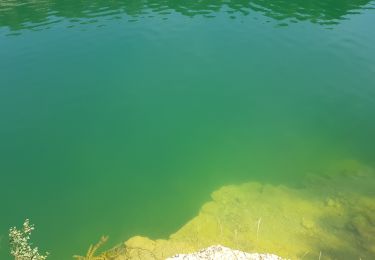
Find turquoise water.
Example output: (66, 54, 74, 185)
(1, 0, 375, 259)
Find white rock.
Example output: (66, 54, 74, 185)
(167, 245, 284, 260)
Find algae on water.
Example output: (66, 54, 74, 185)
(87, 160, 375, 260)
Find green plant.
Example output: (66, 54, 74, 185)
(73, 236, 109, 260)
(9, 219, 49, 260)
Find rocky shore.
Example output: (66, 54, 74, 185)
(167, 245, 283, 260)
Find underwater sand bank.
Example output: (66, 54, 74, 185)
(83, 160, 375, 260)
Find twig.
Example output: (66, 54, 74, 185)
(300, 251, 309, 259)
(256, 217, 262, 241)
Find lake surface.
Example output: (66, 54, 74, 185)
(0, 0, 375, 259)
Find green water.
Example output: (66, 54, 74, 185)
(0, 0, 375, 259)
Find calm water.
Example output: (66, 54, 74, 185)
(1, 0, 375, 259)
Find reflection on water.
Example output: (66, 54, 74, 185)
(0, 0, 374, 32)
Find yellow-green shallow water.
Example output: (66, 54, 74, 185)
(106, 160, 375, 260)
(0, 0, 375, 259)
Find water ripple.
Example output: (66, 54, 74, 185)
(0, 0, 373, 32)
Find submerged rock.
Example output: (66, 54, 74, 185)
(301, 217, 315, 230)
(102, 160, 375, 260)
(167, 245, 283, 260)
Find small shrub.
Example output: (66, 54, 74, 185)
(9, 219, 49, 260)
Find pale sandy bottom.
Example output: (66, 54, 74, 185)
(167, 245, 283, 260)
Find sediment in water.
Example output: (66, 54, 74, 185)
(93, 160, 375, 260)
